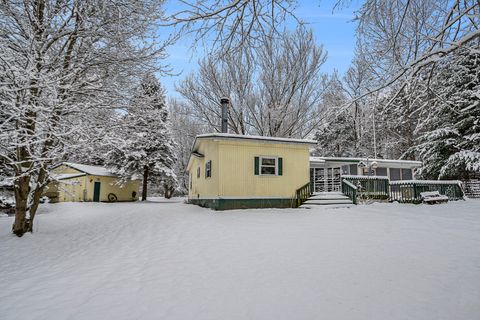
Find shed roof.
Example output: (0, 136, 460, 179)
(51, 173, 87, 180)
(55, 162, 118, 177)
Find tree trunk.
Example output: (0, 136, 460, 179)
(142, 166, 148, 201)
(26, 168, 48, 232)
(12, 176, 30, 237)
(164, 183, 175, 199)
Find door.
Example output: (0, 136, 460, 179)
(331, 167, 341, 192)
(310, 167, 341, 192)
(310, 168, 326, 193)
(93, 182, 101, 202)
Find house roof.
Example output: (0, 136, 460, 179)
(195, 133, 317, 145)
(310, 157, 422, 167)
(55, 162, 117, 177)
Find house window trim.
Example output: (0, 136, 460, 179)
(259, 156, 279, 176)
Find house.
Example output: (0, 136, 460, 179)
(44, 162, 140, 203)
(186, 133, 427, 210)
(186, 133, 425, 209)
(187, 133, 316, 210)
(186, 99, 465, 209)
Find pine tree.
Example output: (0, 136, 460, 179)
(415, 48, 480, 179)
(314, 76, 356, 157)
(106, 74, 176, 200)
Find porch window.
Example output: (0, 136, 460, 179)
(362, 167, 375, 176)
(376, 167, 388, 176)
(401, 168, 413, 180)
(341, 165, 349, 175)
(390, 168, 401, 180)
(349, 164, 358, 175)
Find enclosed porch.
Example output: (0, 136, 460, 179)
(308, 157, 422, 194)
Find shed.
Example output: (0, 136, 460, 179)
(44, 162, 140, 203)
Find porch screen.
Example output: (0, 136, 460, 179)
(349, 164, 358, 175)
(376, 167, 387, 177)
(390, 168, 401, 180)
(401, 168, 413, 180)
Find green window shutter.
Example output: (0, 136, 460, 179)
(278, 157, 283, 176)
(254, 157, 259, 175)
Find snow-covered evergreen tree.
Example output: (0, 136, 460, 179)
(415, 49, 480, 179)
(314, 74, 375, 158)
(106, 74, 176, 200)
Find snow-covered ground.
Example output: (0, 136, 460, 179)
(1, 199, 479, 320)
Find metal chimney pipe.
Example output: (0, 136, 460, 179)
(220, 97, 229, 133)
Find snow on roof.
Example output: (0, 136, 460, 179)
(51, 173, 87, 180)
(196, 133, 317, 145)
(309, 157, 326, 163)
(390, 180, 461, 185)
(61, 162, 117, 177)
(310, 157, 422, 166)
(342, 175, 389, 180)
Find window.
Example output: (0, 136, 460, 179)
(205, 160, 212, 178)
(376, 167, 388, 176)
(254, 156, 282, 176)
(401, 168, 413, 180)
(349, 164, 358, 175)
(341, 165, 349, 175)
(390, 168, 401, 181)
(260, 157, 277, 175)
(197, 167, 200, 178)
(189, 174, 192, 190)
(362, 167, 375, 176)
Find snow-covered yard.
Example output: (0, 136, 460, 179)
(1, 199, 479, 320)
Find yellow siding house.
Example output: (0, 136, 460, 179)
(44, 162, 140, 203)
(187, 133, 316, 210)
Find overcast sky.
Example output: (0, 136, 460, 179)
(162, 0, 362, 98)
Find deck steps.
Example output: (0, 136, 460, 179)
(300, 203, 352, 209)
(299, 192, 353, 208)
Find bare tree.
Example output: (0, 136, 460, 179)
(165, 0, 300, 54)
(0, 0, 171, 236)
(353, 0, 480, 100)
(177, 26, 327, 138)
(169, 98, 209, 194)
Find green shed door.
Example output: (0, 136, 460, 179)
(93, 182, 101, 202)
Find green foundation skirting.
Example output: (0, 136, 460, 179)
(189, 198, 293, 210)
